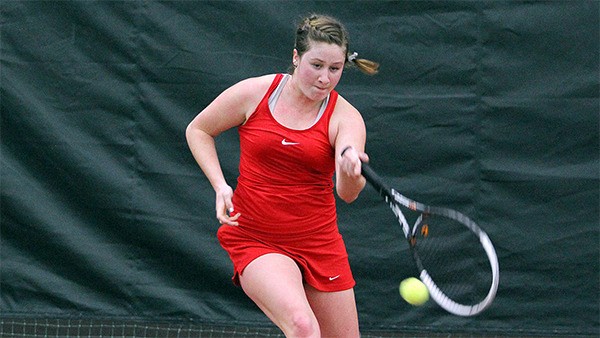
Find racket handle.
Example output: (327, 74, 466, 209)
(360, 162, 378, 184)
(361, 161, 391, 196)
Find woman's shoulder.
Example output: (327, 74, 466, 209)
(234, 74, 279, 96)
(218, 74, 279, 107)
(222, 74, 281, 121)
(332, 93, 361, 118)
(329, 93, 365, 131)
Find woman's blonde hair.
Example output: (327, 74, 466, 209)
(291, 14, 379, 75)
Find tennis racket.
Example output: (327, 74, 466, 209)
(361, 162, 500, 316)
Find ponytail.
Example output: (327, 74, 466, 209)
(347, 51, 379, 75)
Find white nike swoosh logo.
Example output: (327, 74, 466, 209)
(329, 275, 340, 281)
(281, 139, 299, 146)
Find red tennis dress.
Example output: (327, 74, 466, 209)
(217, 74, 355, 292)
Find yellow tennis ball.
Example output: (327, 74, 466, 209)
(399, 277, 429, 306)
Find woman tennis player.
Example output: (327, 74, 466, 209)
(186, 14, 378, 337)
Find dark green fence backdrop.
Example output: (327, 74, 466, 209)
(1, 1, 598, 336)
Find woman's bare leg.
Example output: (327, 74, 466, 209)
(305, 284, 360, 337)
(239, 253, 321, 338)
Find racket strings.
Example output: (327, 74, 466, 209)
(413, 213, 493, 307)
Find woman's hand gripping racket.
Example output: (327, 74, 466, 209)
(361, 162, 500, 316)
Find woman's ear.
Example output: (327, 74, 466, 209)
(292, 49, 299, 67)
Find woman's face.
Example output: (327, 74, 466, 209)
(293, 41, 346, 101)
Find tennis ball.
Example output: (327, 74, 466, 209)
(399, 277, 429, 306)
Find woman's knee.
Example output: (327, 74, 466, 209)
(285, 310, 320, 338)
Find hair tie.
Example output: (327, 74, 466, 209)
(348, 52, 358, 62)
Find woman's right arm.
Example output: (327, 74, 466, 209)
(185, 75, 273, 225)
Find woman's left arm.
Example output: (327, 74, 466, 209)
(331, 97, 369, 203)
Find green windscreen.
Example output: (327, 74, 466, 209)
(1, 1, 598, 336)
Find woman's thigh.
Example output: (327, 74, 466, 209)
(239, 253, 320, 336)
(305, 284, 360, 338)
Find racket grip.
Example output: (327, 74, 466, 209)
(360, 162, 376, 182)
(361, 162, 383, 190)
(361, 161, 396, 200)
